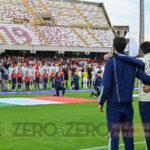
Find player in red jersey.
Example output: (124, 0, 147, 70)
(25, 72, 30, 90)
(35, 68, 40, 90)
(17, 69, 23, 91)
(43, 69, 48, 90)
(50, 69, 55, 89)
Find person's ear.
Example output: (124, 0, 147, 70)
(140, 50, 144, 57)
(113, 47, 116, 52)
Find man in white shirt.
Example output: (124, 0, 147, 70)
(8, 64, 14, 90)
(138, 42, 150, 150)
(28, 64, 35, 90)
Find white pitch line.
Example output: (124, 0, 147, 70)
(78, 141, 145, 150)
(133, 94, 138, 97)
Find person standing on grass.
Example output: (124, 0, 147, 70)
(87, 64, 92, 88)
(25, 72, 30, 90)
(91, 68, 96, 87)
(138, 42, 150, 150)
(51, 69, 55, 89)
(99, 37, 150, 150)
(63, 64, 69, 88)
(71, 64, 76, 87)
(0, 62, 2, 91)
(11, 70, 17, 91)
(82, 68, 88, 89)
(17, 68, 23, 91)
(8, 64, 14, 91)
(28, 64, 35, 90)
(73, 71, 79, 90)
(105, 41, 150, 150)
(43, 69, 48, 90)
(35, 68, 40, 90)
(39, 63, 43, 89)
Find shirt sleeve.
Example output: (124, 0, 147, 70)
(136, 67, 150, 85)
(114, 53, 145, 70)
(99, 59, 113, 105)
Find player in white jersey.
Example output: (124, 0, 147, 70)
(21, 63, 28, 81)
(43, 62, 49, 88)
(8, 64, 14, 90)
(49, 63, 55, 75)
(138, 42, 150, 150)
(55, 63, 60, 73)
(48, 63, 54, 87)
(27, 64, 35, 90)
(43, 63, 49, 74)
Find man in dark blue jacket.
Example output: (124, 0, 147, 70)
(53, 72, 65, 96)
(73, 71, 79, 90)
(91, 70, 102, 97)
(99, 37, 150, 150)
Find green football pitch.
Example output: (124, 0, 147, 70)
(0, 91, 146, 150)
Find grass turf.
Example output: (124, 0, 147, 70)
(0, 91, 145, 150)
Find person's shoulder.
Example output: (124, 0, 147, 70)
(105, 58, 114, 66)
(106, 58, 114, 62)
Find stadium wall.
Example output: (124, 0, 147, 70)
(0, 45, 111, 54)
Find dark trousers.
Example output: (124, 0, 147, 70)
(106, 103, 134, 150)
(26, 81, 30, 90)
(55, 86, 65, 96)
(93, 87, 101, 96)
(139, 101, 150, 150)
(74, 83, 79, 90)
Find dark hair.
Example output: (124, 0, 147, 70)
(97, 70, 102, 74)
(140, 41, 150, 54)
(113, 37, 127, 52)
(55, 72, 59, 78)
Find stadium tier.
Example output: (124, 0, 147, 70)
(0, 24, 114, 47)
(0, 0, 117, 53)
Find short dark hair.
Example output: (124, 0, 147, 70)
(97, 70, 102, 74)
(140, 41, 150, 54)
(113, 37, 127, 52)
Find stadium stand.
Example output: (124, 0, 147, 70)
(0, 0, 117, 53)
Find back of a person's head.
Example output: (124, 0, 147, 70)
(140, 41, 150, 54)
(113, 37, 127, 52)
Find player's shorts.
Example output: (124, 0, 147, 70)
(43, 78, 48, 83)
(64, 76, 68, 80)
(3, 75, 8, 81)
(83, 78, 88, 83)
(12, 78, 16, 84)
(35, 77, 40, 84)
(26, 81, 30, 86)
(18, 77, 23, 84)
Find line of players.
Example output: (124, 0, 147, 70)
(4, 62, 103, 95)
(9, 63, 66, 91)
